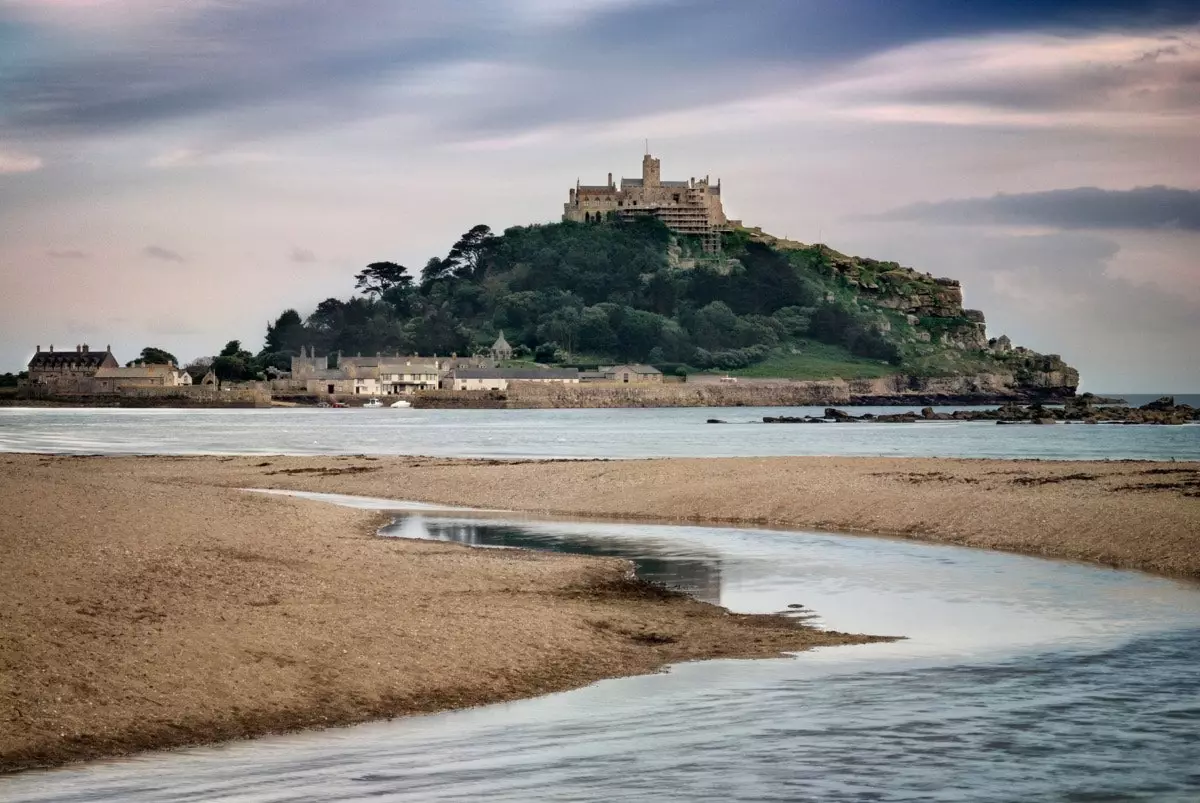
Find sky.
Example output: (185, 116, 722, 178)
(1, 0, 1198, 391)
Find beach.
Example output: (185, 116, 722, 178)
(2, 453, 1197, 772)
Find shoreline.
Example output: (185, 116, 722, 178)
(3, 453, 1197, 773)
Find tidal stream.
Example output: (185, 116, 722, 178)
(6, 500, 1200, 802)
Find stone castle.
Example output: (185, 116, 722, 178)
(563, 153, 730, 251)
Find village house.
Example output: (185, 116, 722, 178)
(91, 363, 193, 393)
(291, 347, 473, 396)
(441, 367, 580, 392)
(25, 344, 119, 393)
(597, 364, 663, 383)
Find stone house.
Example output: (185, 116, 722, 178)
(296, 349, 448, 396)
(91, 364, 192, 393)
(598, 364, 663, 383)
(26, 344, 119, 393)
(442, 368, 580, 392)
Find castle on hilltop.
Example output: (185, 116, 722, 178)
(563, 153, 730, 251)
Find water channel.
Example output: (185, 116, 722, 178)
(7, 497, 1199, 802)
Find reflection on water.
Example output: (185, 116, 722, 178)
(399, 518, 725, 604)
(6, 511, 1200, 802)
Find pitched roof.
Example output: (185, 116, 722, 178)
(491, 331, 511, 350)
(341, 356, 442, 371)
(29, 348, 115, 370)
(378, 360, 440, 372)
(605, 364, 662, 375)
(452, 368, 578, 380)
(94, 364, 179, 379)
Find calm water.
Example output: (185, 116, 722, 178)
(1, 405, 1198, 460)
(7, 503, 1199, 802)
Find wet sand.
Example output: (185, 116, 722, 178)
(3, 453, 1197, 772)
(0, 454, 878, 773)
(183, 453, 1199, 576)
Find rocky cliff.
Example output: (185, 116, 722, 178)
(741, 228, 1079, 397)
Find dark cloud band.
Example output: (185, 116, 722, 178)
(872, 186, 1200, 232)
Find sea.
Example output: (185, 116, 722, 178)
(0, 396, 1198, 461)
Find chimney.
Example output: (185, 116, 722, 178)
(607, 172, 613, 187)
(50, 344, 54, 352)
(106, 345, 111, 352)
(36, 345, 41, 353)
(82, 344, 89, 353)
(76, 345, 81, 353)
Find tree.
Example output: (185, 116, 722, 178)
(355, 262, 411, 299)
(127, 346, 178, 366)
(419, 256, 448, 287)
(537, 307, 581, 358)
(306, 298, 346, 338)
(443, 224, 496, 280)
(213, 340, 255, 382)
(691, 301, 740, 350)
(264, 309, 304, 353)
(219, 340, 245, 358)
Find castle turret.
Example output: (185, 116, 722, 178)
(642, 154, 660, 188)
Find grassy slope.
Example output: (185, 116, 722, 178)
(719, 341, 896, 380)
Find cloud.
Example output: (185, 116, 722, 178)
(290, 247, 316, 264)
(46, 248, 88, 259)
(3, 1, 1196, 151)
(0, 148, 42, 174)
(871, 186, 1200, 231)
(147, 147, 276, 168)
(142, 245, 185, 263)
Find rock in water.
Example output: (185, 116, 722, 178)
(1141, 396, 1176, 411)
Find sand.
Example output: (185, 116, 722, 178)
(187, 453, 1199, 576)
(2, 452, 1197, 772)
(0, 454, 878, 773)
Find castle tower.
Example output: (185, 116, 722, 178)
(642, 154, 661, 188)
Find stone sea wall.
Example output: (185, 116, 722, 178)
(416, 373, 1080, 409)
(7, 387, 271, 408)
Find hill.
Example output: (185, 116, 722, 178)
(247, 219, 1078, 396)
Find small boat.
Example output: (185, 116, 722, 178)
(363, 398, 384, 408)
(390, 399, 412, 408)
